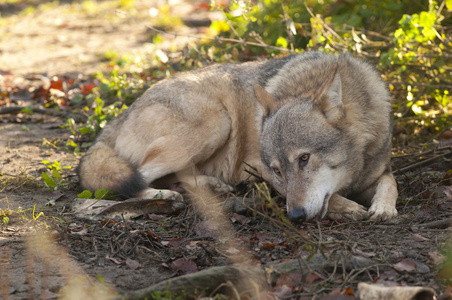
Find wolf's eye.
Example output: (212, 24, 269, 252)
(299, 154, 310, 168)
(272, 167, 282, 177)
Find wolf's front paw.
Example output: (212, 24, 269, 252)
(140, 188, 184, 202)
(205, 177, 234, 195)
(368, 203, 398, 221)
(328, 202, 368, 221)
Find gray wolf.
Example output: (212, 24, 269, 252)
(78, 51, 398, 222)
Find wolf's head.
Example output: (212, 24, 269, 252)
(256, 66, 357, 222)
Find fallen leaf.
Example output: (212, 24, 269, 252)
(106, 256, 123, 265)
(48, 230, 62, 240)
(81, 83, 95, 95)
(343, 287, 355, 296)
(47, 191, 64, 201)
(393, 258, 430, 273)
(196, 2, 211, 10)
(126, 258, 141, 270)
(50, 77, 63, 91)
(230, 213, 249, 225)
(263, 243, 278, 249)
(171, 257, 198, 274)
(167, 238, 188, 248)
(69, 227, 88, 235)
(428, 251, 445, 265)
(306, 272, 322, 284)
(194, 220, 218, 237)
(225, 247, 240, 255)
(40, 289, 57, 299)
(144, 213, 166, 221)
(389, 250, 404, 259)
(273, 284, 293, 298)
(275, 273, 302, 287)
(412, 233, 429, 242)
(353, 248, 376, 258)
(412, 259, 430, 273)
(443, 186, 452, 200)
(185, 241, 201, 251)
(393, 258, 416, 272)
(377, 270, 398, 281)
(146, 231, 161, 242)
(319, 294, 356, 300)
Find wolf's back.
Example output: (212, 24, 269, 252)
(78, 141, 146, 198)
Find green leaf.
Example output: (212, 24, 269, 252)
(153, 191, 163, 199)
(77, 190, 93, 199)
(446, 0, 452, 10)
(52, 168, 62, 179)
(276, 36, 288, 48)
(419, 11, 436, 29)
(66, 139, 78, 148)
(41, 172, 57, 190)
(94, 105, 103, 116)
(94, 189, 112, 199)
(71, 94, 84, 105)
(79, 127, 92, 135)
(46, 199, 56, 206)
(21, 105, 33, 114)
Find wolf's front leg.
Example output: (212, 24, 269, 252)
(139, 188, 184, 202)
(178, 175, 234, 195)
(327, 194, 368, 221)
(368, 173, 398, 221)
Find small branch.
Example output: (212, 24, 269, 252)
(117, 264, 267, 300)
(412, 218, 452, 229)
(393, 150, 452, 175)
(388, 81, 452, 89)
(117, 10, 292, 53)
(0, 105, 66, 117)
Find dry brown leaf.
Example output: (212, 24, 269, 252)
(428, 251, 445, 265)
(126, 258, 142, 270)
(393, 258, 416, 272)
(171, 257, 198, 274)
(412, 233, 429, 242)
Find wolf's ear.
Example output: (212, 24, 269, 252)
(254, 84, 278, 117)
(313, 65, 345, 123)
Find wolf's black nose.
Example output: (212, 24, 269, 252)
(288, 207, 307, 223)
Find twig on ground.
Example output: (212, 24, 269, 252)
(0, 105, 66, 117)
(412, 218, 452, 229)
(393, 150, 452, 175)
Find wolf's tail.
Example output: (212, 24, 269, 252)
(78, 141, 147, 198)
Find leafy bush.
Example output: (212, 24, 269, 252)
(68, 0, 451, 148)
(207, 0, 451, 143)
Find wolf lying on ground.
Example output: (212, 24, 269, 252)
(78, 51, 398, 222)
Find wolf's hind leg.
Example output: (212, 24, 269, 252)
(137, 109, 232, 200)
(368, 173, 398, 221)
(327, 194, 368, 221)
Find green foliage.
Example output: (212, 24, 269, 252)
(77, 189, 114, 200)
(378, 1, 451, 141)
(206, 0, 450, 143)
(64, 0, 450, 148)
(0, 198, 44, 227)
(208, 0, 429, 54)
(41, 160, 71, 191)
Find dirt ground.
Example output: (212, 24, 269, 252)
(1, 1, 452, 300)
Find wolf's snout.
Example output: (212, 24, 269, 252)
(287, 207, 307, 223)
